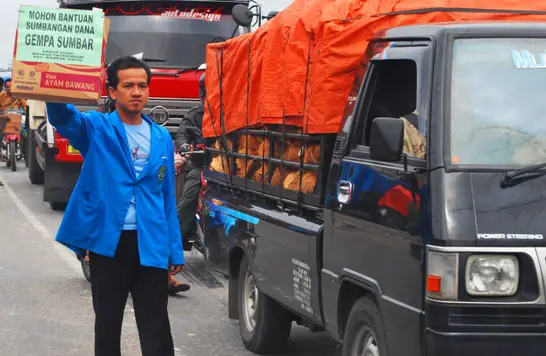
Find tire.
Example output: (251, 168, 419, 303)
(195, 220, 206, 255)
(49, 202, 67, 211)
(342, 297, 388, 356)
(238, 254, 292, 354)
(28, 135, 44, 185)
(81, 259, 91, 283)
(23, 138, 29, 167)
(5, 144, 10, 168)
(9, 140, 16, 172)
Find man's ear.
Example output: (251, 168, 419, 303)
(108, 85, 117, 101)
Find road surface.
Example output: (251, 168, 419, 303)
(0, 165, 340, 356)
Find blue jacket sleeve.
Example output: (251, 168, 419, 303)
(163, 134, 185, 266)
(45, 103, 93, 155)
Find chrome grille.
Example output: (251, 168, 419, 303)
(449, 307, 546, 329)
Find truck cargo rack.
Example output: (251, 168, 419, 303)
(204, 128, 336, 208)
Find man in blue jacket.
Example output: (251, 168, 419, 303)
(46, 56, 184, 356)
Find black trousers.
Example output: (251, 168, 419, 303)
(178, 167, 202, 251)
(90, 231, 175, 356)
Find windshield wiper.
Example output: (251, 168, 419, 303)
(501, 162, 546, 188)
(142, 57, 167, 63)
(178, 66, 199, 73)
(142, 59, 202, 72)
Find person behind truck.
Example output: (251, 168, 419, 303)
(0, 79, 27, 111)
(0, 78, 26, 183)
(45, 56, 184, 356)
(169, 73, 207, 294)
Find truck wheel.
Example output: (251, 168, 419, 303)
(49, 202, 67, 211)
(28, 134, 44, 185)
(9, 140, 17, 172)
(342, 297, 387, 356)
(238, 254, 292, 353)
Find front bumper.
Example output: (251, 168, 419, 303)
(421, 246, 546, 356)
(425, 328, 546, 356)
(425, 300, 546, 356)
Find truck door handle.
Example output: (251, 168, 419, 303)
(338, 181, 354, 204)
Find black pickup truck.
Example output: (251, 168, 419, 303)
(199, 22, 546, 356)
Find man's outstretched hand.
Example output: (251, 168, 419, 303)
(170, 265, 183, 276)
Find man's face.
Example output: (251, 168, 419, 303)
(108, 68, 149, 115)
(6, 81, 12, 95)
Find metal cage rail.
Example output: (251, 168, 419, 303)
(204, 128, 335, 208)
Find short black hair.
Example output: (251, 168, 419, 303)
(106, 56, 152, 89)
(4, 78, 11, 84)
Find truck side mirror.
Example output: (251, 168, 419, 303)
(263, 11, 279, 20)
(232, 5, 254, 27)
(369, 117, 404, 162)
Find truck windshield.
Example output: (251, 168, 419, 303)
(450, 38, 546, 166)
(85, 2, 239, 68)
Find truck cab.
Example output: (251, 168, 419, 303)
(201, 22, 546, 355)
(27, 0, 253, 210)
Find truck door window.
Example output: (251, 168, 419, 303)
(358, 59, 424, 159)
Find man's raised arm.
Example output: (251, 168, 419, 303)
(46, 103, 95, 155)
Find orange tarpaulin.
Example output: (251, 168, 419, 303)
(203, 0, 546, 138)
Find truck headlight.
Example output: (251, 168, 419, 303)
(465, 255, 519, 296)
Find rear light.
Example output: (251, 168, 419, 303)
(52, 129, 83, 162)
(67, 145, 80, 155)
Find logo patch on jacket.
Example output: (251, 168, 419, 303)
(158, 166, 166, 181)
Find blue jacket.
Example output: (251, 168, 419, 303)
(46, 103, 185, 270)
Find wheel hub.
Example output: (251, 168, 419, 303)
(353, 327, 379, 356)
(242, 271, 258, 332)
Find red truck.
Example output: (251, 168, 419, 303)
(26, 0, 254, 210)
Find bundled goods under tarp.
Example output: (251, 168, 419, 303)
(203, 0, 546, 138)
(207, 125, 332, 200)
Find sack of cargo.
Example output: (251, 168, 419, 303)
(11, 6, 109, 105)
(203, 0, 546, 138)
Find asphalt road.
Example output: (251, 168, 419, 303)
(0, 165, 340, 356)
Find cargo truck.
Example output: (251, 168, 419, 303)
(198, 1, 546, 355)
